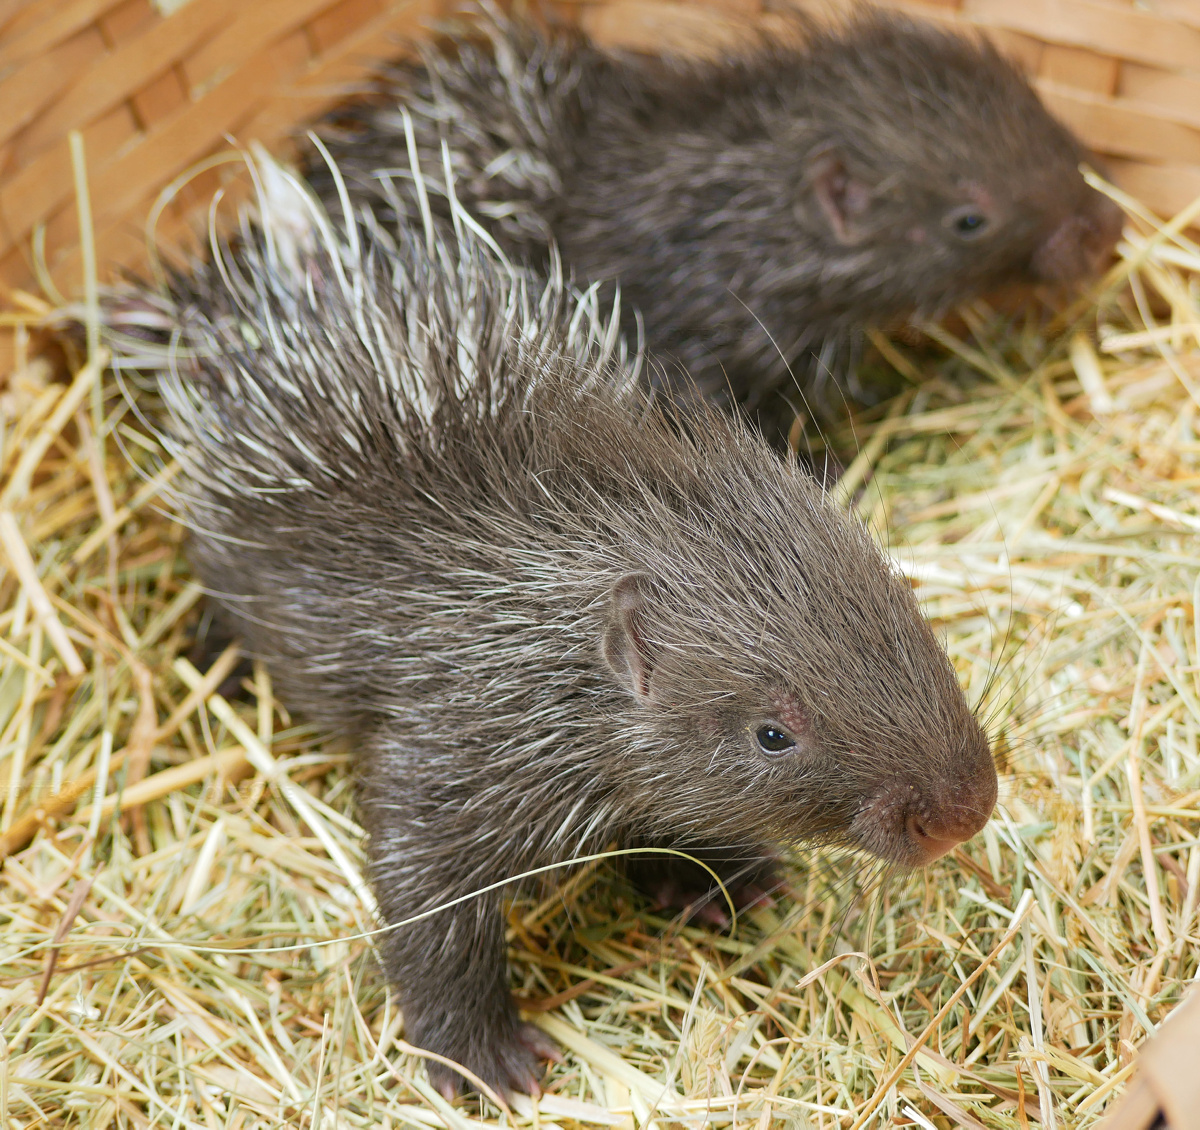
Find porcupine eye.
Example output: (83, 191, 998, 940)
(755, 725, 797, 756)
(945, 205, 990, 240)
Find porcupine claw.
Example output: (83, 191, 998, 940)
(634, 847, 783, 929)
(517, 1023, 564, 1066)
(425, 1022, 562, 1100)
(650, 876, 777, 928)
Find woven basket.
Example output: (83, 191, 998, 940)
(2, 0, 1198, 304)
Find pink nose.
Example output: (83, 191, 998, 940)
(1031, 197, 1123, 283)
(855, 761, 997, 867)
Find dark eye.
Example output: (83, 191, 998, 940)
(946, 206, 990, 239)
(755, 724, 796, 755)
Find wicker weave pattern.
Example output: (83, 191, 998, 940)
(1, 0, 1198, 297)
(0, 0, 447, 296)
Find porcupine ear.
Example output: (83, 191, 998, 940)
(810, 146, 872, 244)
(602, 573, 661, 706)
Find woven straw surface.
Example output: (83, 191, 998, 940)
(0, 0, 448, 299)
(1, 0, 1198, 301)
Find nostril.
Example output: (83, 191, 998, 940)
(904, 808, 969, 862)
(1083, 201, 1122, 260)
(1081, 215, 1113, 255)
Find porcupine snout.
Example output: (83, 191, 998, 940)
(1030, 193, 1123, 284)
(852, 742, 998, 866)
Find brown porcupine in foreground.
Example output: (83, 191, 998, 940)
(113, 161, 997, 1098)
(312, 9, 1122, 442)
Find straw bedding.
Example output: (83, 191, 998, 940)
(0, 180, 1198, 1127)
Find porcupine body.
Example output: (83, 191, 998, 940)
(119, 157, 997, 1096)
(311, 8, 1122, 443)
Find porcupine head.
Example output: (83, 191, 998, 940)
(139, 149, 1000, 1101)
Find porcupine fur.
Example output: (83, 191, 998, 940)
(310, 7, 1122, 444)
(113, 154, 997, 1096)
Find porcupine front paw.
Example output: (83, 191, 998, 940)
(415, 1011, 562, 1099)
(629, 847, 781, 927)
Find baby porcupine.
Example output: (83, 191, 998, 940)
(115, 155, 997, 1097)
(313, 8, 1122, 441)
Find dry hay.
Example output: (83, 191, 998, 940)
(1, 178, 1198, 1129)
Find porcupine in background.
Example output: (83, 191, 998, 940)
(108, 156, 997, 1097)
(311, 8, 1122, 444)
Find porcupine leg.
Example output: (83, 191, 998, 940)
(375, 880, 559, 1097)
(359, 755, 560, 1097)
(626, 842, 782, 927)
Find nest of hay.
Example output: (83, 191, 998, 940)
(1, 173, 1199, 1128)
